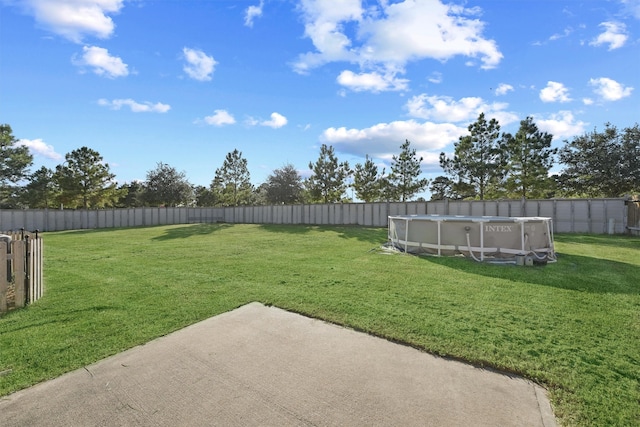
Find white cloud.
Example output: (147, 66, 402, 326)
(405, 94, 519, 126)
(536, 111, 587, 140)
(582, 98, 594, 105)
(182, 47, 216, 81)
(620, 0, 640, 19)
(260, 112, 288, 128)
(293, 0, 502, 92)
(321, 120, 466, 164)
(358, 2, 502, 69)
(427, 72, 443, 84)
(495, 83, 514, 96)
(590, 21, 628, 50)
(336, 70, 408, 92)
(72, 45, 128, 78)
(589, 77, 634, 101)
(204, 110, 236, 126)
(17, 138, 63, 160)
(244, 1, 264, 27)
(549, 26, 573, 41)
(98, 98, 170, 113)
(18, 0, 124, 43)
(539, 81, 572, 103)
(293, 0, 363, 73)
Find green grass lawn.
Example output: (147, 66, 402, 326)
(0, 224, 638, 426)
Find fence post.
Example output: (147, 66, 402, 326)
(0, 241, 7, 313)
(12, 240, 25, 308)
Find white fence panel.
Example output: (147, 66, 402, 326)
(448, 201, 470, 215)
(571, 200, 591, 233)
(0, 198, 628, 234)
(470, 202, 484, 216)
(524, 201, 539, 217)
(426, 201, 446, 215)
(347, 204, 358, 224)
(321, 205, 330, 225)
(484, 202, 498, 216)
(607, 199, 626, 234)
(554, 201, 573, 233)
(539, 201, 554, 219)
(290, 205, 300, 225)
(372, 203, 384, 226)
(590, 200, 606, 233)
(388, 203, 405, 216)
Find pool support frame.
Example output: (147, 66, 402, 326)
(388, 215, 556, 263)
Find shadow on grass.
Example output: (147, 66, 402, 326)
(50, 223, 388, 245)
(257, 224, 387, 245)
(151, 223, 233, 240)
(44, 224, 177, 236)
(555, 233, 640, 249)
(0, 305, 119, 333)
(415, 252, 639, 295)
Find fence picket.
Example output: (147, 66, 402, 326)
(0, 242, 6, 313)
(13, 240, 25, 309)
(627, 200, 640, 235)
(0, 232, 44, 315)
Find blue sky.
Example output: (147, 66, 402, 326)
(1, 0, 639, 199)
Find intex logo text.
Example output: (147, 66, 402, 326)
(484, 225, 513, 232)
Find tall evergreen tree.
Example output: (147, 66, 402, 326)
(439, 113, 503, 200)
(0, 124, 33, 207)
(252, 183, 269, 206)
(306, 144, 351, 203)
(194, 185, 218, 207)
(386, 140, 429, 201)
(212, 149, 253, 206)
(352, 155, 385, 202)
(54, 147, 121, 209)
(116, 181, 146, 208)
(22, 166, 58, 208)
(501, 117, 557, 199)
(429, 176, 453, 201)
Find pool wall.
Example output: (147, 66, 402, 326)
(388, 215, 555, 262)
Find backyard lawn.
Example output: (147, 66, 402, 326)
(0, 224, 638, 426)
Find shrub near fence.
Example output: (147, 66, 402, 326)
(0, 231, 43, 315)
(0, 198, 631, 234)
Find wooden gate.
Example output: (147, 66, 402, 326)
(627, 199, 640, 235)
(0, 230, 43, 315)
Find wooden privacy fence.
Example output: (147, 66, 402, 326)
(0, 230, 44, 315)
(627, 199, 640, 235)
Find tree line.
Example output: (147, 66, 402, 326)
(1, 116, 638, 209)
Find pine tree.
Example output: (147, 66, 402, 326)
(54, 147, 121, 209)
(306, 144, 350, 203)
(386, 140, 428, 201)
(22, 166, 58, 208)
(352, 155, 385, 202)
(212, 149, 253, 206)
(439, 113, 503, 200)
(0, 124, 33, 207)
(502, 117, 556, 199)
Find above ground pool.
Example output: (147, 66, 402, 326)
(388, 215, 556, 263)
